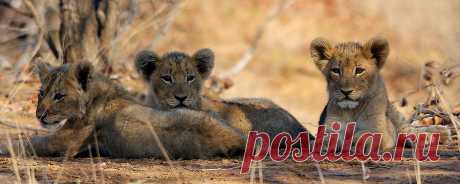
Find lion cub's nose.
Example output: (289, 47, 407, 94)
(340, 89, 353, 96)
(175, 95, 187, 102)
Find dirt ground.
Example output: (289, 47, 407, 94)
(0, 144, 459, 183)
(0, 70, 459, 184)
(1, 0, 460, 183)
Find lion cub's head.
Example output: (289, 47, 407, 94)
(310, 37, 390, 109)
(35, 61, 94, 130)
(135, 49, 214, 110)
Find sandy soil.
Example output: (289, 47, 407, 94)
(0, 148, 458, 183)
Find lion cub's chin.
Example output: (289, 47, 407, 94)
(337, 100, 360, 109)
(42, 119, 68, 132)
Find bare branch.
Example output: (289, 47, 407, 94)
(146, 0, 184, 50)
(59, 0, 98, 64)
(97, 0, 120, 74)
(0, 1, 32, 17)
(21, 0, 45, 62)
(219, 0, 296, 78)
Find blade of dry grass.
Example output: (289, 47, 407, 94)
(314, 162, 326, 184)
(433, 85, 460, 151)
(361, 161, 369, 183)
(7, 0, 46, 102)
(93, 133, 105, 184)
(88, 144, 98, 184)
(6, 132, 22, 183)
(406, 168, 413, 184)
(250, 162, 255, 184)
(0, 118, 50, 133)
(258, 160, 264, 184)
(144, 120, 186, 183)
(414, 159, 422, 184)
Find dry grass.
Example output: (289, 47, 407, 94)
(0, 0, 459, 183)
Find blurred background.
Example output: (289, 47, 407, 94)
(0, 0, 459, 132)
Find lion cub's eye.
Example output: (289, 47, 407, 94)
(160, 75, 173, 84)
(53, 93, 66, 101)
(186, 75, 195, 82)
(355, 67, 365, 75)
(331, 68, 341, 75)
(38, 90, 45, 98)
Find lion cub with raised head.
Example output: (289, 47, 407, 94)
(1, 61, 244, 159)
(310, 36, 450, 150)
(135, 49, 311, 139)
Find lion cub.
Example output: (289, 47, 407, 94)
(134, 49, 312, 140)
(310, 36, 450, 150)
(1, 61, 243, 159)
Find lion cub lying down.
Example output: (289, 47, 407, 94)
(134, 49, 312, 140)
(310, 36, 450, 150)
(1, 62, 243, 159)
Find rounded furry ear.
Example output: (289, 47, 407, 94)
(193, 48, 214, 79)
(135, 50, 160, 80)
(364, 36, 389, 68)
(74, 61, 94, 91)
(34, 61, 52, 82)
(310, 37, 333, 71)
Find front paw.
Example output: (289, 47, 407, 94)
(421, 125, 452, 144)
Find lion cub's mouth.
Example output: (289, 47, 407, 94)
(173, 103, 188, 108)
(337, 100, 359, 109)
(41, 118, 68, 131)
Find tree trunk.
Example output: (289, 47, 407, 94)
(54, 0, 119, 74)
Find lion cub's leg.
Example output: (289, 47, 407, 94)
(164, 109, 246, 157)
(0, 123, 95, 158)
(112, 106, 245, 158)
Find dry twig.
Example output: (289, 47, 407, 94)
(219, 0, 296, 78)
(146, 0, 184, 50)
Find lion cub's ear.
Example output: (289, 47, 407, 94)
(135, 50, 160, 80)
(193, 48, 214, 79)
(310, 37, 333, 72)
(34, 61, 52, 83)
(74, 61, 94, 91)
(363, 36, 389, 69)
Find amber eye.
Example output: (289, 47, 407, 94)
(355, 67, 365, 75)
(160, 75, 173, 84)
(331, 68, 341, 75)
(53, 93, 66, 101)
(186, 75, 195, 82)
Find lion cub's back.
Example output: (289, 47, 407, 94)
(218, 97, 308, 138)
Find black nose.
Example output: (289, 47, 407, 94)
(175, 95, 187, 102)
(340, 89, 353, 96)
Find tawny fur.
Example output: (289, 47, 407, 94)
(312, 37, 450, 150)
(135, 49, 311, 140)
(1, 62, 244, 159)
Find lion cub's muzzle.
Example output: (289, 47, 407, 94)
(335, 89, 361, 109)
(167, 95, 194, 109)
(38, 111, 68, 131)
